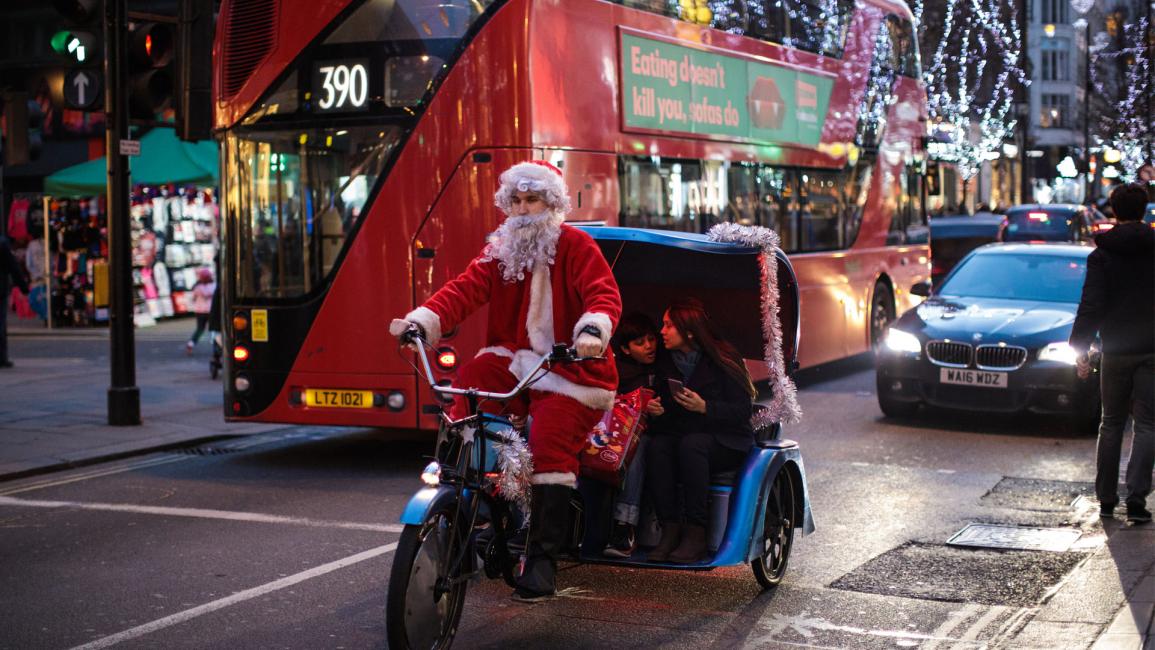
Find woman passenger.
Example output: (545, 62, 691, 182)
(646, 298, 757, 564)
(603, 313, 671, 558)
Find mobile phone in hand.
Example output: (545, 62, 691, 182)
(667, 378, 684, 395)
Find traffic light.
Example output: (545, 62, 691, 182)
(128, 21, 175, 118)
(2, 93, 44, 166)
(51, 0, 102, 64)
(176, 0, 214, 141)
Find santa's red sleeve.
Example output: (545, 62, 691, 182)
(568, 230, 621, 350)
(403, 255, 494, 345)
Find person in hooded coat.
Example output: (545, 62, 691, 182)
(1070, 181, 1155, 525)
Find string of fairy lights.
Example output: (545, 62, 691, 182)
(915, 0, 1026, 181)
(1089, 11, 1152, 180)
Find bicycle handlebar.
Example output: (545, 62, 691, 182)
(401, 325, 591, 402)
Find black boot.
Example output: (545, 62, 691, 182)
(647, 521, 681, 563)
(667, 524, 707, 564)
(513, 484, 573, 602)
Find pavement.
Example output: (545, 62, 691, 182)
(1, 314, 1152, 649)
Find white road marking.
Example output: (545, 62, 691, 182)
(747, 611, 983, 647)
(68, 542, 398, 650)
(0, 495, 405, 533)
(958, 604, 1009, 642)
(923, 604, 982, 650)
(0, 456, 190, 496)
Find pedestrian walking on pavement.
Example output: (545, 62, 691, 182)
(186, 268, 216, 355)
(1, 235, 31, 368)
(1070, 182, 1155, 525)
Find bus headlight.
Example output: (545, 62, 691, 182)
(885, 328, 922, 354)
(420, 461, 441, 486)
(1038, 342, 1078, 365)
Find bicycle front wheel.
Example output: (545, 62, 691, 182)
(386, 502, 469, 650)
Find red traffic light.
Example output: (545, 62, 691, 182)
(130, 23, 173, 68)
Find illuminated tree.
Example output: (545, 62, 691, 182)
(911, 0, 1026, 183)
(1089, 5, 1153, 180)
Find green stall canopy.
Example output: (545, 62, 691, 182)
(44, 128, 219, 197)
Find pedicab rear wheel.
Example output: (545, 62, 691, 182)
(752, 470, 795, 589)
(386, 501, 469, 650)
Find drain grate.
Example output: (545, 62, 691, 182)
(831, 542, 1087, 606)
(947, 523, 1083, 552)
(981, 477, 1093, 512)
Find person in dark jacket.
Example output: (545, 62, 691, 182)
(1070, 182, 1155, 525)
(1, 235, 31, 368)
(646, 298, 756, 563)
(603, 312, 672, 558)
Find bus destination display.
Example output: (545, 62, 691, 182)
(311, 60, 370, 112)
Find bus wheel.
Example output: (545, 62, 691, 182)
(869, 282, 895, 350)
(752, 470, 795, 589)
(386, 502, 468, 650)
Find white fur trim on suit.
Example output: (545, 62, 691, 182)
(508, 349, 615, 410)
(476, 346, 515, 359)
(403, 306, 442, 346)
(531, 472, 576, 486)
(526, 266, 555, 354)
(573, 311, 612, 349)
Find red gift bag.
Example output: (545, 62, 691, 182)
(579, 387, 653, 486)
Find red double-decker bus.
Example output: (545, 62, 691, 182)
(216, 0, 930, 428)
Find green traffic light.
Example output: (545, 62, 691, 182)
(50, 30, 73, 54)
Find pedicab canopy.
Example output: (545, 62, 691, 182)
(43, 128, 218, 197)
(580, 224, 802, 425)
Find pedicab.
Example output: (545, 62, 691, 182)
(385, 225, 814, 650)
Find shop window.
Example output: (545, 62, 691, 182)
(1040, 93, 1071, 128)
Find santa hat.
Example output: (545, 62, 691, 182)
(493, 161, 572, 215)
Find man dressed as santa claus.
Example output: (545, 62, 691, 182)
(390, 160, 621, 601)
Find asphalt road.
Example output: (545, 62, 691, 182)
(0, 355, 1106, 649)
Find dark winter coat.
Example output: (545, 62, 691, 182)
(649, 352, 755, 452)
(1, 237, 30, 295)
(614, 351, 674, 394)
(1070, 221, 1155, 355)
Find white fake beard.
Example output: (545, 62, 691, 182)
(482, 211, 565, 282)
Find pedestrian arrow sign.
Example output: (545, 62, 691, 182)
(64, 69, 102, 111)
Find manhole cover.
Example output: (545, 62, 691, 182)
(831, 542, 1087, 606)
(947, 524, 1083, 552)
(981, 477, 1093, 512)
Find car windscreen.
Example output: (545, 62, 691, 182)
(939, 253, 1087, 303)
(1003, 210, 1073, 241)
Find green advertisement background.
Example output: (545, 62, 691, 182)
(621, 33, 833, 147)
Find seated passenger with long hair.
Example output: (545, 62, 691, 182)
(646, 298, 757, 563)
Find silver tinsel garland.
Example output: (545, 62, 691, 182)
(491, 428, 534, 516)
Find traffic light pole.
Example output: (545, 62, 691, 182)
(104, 0, 140, 425)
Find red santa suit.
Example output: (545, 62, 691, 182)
(397, 165, 621, 486)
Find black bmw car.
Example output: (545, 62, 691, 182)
(875, 243, 1100, 433)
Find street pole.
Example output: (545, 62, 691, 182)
(104, 0, 140, 425)
(1020, 0, 1033, 204)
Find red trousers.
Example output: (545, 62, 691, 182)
(452, 352, 603, 482)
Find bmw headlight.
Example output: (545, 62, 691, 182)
(884, 328, 922, 354)
(1038, 342, 1078, 365)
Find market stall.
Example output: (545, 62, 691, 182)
(37, 128, 219, 327)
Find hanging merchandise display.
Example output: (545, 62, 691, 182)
(44, 186, 218, 327)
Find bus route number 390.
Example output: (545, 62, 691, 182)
(313, 60, 369, 112)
